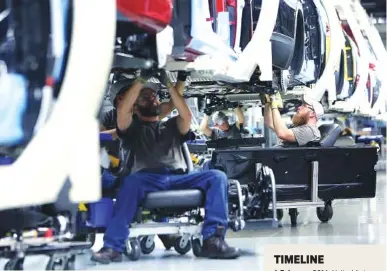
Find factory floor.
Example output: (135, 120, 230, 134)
(2, 172, 385, 270)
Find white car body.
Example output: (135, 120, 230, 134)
(0, 0, 116, 210)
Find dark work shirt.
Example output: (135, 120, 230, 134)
(101, 109, 120, 157)
(102, 109, 117, 130)
(117, 116, 187, 173)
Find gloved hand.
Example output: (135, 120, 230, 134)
(270, 92, 283, 109)
(136, 69, 155, 83)
(177, 71, 189, 82)
(203, 108, 213, 116)
(157, 69, 173, 89)
(259, 93, 271, 105)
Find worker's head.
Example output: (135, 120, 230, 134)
(212, 111, 230, 131)
(292, 95, 324, 126)
(134, 82, 161, 118)
(109, 79, 134, 108)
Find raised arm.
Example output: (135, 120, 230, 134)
(199, 114, 213, 137)
(116, 79, 144, 131)
(159, 72, 188, 119)
(270, 93, 296, 142)
(158, 70, 192, 135)
(261, 93, 274, 130)
(234, 105, 245, 129)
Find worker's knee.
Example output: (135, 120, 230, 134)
(207, 169, 228, 189)
(121, 173, 142, 191)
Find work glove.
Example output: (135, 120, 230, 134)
(270, 92, 283, 109)
(259, 93, 271, 105)
(176, 71, 189, 96)
(157, 69, 173, 89)
(136, 69, 154, 84)
(177, 71, 189, 82)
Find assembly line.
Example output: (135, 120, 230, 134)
(0, 0, 385, 270)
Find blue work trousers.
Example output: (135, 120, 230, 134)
(103, 169, 229, 252)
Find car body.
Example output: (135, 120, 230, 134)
(113, 0, 174, 70)
(335, 31, 357, 101)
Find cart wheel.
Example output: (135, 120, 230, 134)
(229, 218, 244, 232)
(125, 239, 141, 261)
(276, 209, 284, 221)
(191, 237, 202, 257)
(140, 236, 155, 254)
(64, 255, 76, 270)
(174, 236, 191, 255)
(317, 203, 333, 223)
(4, 258, 24, 270)
(289, 208, 298, 226)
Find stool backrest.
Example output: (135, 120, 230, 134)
(318, 124, 342, 147)
(181, 142, 193, 173)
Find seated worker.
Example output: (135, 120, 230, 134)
(199, 105, 245, 140)
(99, 72, 188, 246)
(263, 92, 324, 146)
(91, 71, 240, 264)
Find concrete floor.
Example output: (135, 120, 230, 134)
(1, 172, 385, 270)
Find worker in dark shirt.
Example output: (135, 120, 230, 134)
(100, 72, 187, 156)
(199, 106, 245, 140)
(100, 72, 187, 140)
(91, 71, 240, 264)
(99, 72, 189, 247)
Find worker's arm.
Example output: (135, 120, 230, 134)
(264, 104, 275, 130)
(199, 114, 213, 137)
(116, 78, 146, 131)
(271, 108, 296, 142)
(159, 80, 185, 119)
(270, 93, 296, 142)
(159, 71, 192, 135)
(261, 93, 274, 130)
(234, 106, 245, 129)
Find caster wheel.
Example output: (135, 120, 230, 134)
(289, 208, 298, 227)
(4, 258, 24, 270)
(276, 209, 283, 221)
(191, 238, 202, 257)
(317, 203, 333, 223)
(174, 236, 191, 255)
(64, 255, 76, 270)
(125, 239, 141, 261)
(140, 236, 155, 254)
(230, 218, 245, 232)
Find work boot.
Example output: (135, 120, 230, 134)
(158, 234, 179, 250)
(201, 226, 240, 259)
(91, 247, 122, 264)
